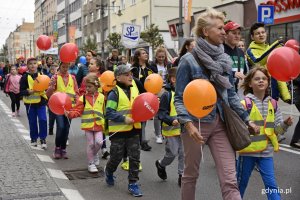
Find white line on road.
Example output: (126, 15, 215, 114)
(60, 188, 85, 200)
(47, 168, 69, 180)
(279, 144, 292, 148)
(279, 147, 300, 155)
(15, 123, 25, 128)
(22, 135, 31, 141)
(18, 128, 29, 134)
(36, 154, 55, 163)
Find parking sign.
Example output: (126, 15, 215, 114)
(257, 5, 274, 24)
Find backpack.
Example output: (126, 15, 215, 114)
(244, 97, 278, 113)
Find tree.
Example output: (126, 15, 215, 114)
(140, 24, 164, 57)
(80, 36, 97, 54)
(105, 33, 124, 52)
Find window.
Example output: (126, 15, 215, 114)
(96, 9, 100, 19)
(131, 0, 136, 5)
(84, 15, 88, 25)
(112, 1, 117, 13)
(112, 26, 116, 33)
(83, 0, 87, 4)
(269, 24, 285, 43)
(120, 0, 125, 10)
(96, 32, 101, 43)
(142, 15, 149, 30)
(90, 12, 94, 22)
(104, 29, 108, 40)
(131, 19, 136, 25)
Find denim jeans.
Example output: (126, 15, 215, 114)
(25, 105, 47, 141)
(55, 115, 71, 149)
(237, 156, 280, 200)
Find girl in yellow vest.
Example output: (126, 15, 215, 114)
(237, 66, 293, 200)
(19, 57, 48, 149)
(66, 73, 105, 173)
(46, 62, 79, 159)
(155, 67, 184, 187)
(105, 65, 143, 197)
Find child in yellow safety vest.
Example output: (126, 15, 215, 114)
(237, 66, 293, 200)
(66, 73, 105, 173)
(46, 62, 79, 159)
(155, 67, 184, 187)
(105, 65, 143, 197)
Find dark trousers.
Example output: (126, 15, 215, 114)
(9, 92, 20, 112)
(25, 104, 47, 141)
(55, 115, 71, 149)
(106, 135, 140, 183)
(291, 104, 300, 144)
(48, 107, 56, 131)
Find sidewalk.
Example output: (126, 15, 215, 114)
(0, 94, 66, 200)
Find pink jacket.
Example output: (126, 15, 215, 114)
(5, 74, 21, 94)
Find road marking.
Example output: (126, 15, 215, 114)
(279, 147, 300, 155)
(15, 123, 25, 128)
(36, 154, 55, 163)
(47, 168, 69, 180)
(30, 146, 45, 151)
(279, 144, 291, 148)
(60, 188, 85, 200)
(18, 128, 29, 134)
(22, 135, 31, 141)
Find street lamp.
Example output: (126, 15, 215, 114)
(96, 4, 122, 59)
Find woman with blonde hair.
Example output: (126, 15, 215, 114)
(175, 8, 257, 200)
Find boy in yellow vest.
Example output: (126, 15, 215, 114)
(237, 67, 293, 199)
(47, 62, 79, 159)
(20, 57, 48, 149)
(155, 67, 183, 187)
(105, 65, 143, 197)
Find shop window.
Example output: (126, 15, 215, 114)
(287, 22, 300, 42)
(269, 24, 286, 43)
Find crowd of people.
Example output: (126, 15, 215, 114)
(0, 7, 299, 199)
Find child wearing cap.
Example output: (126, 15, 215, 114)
(105, 65, 143, 197)
(19, 57, 48, 149)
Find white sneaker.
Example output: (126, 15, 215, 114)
(66, 140, 69, 146)
(88, 164, 98, 173)
(94, 154, 100, 166)
(156, 136, 163, 144)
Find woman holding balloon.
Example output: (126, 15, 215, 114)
(174, 8, 257, 200)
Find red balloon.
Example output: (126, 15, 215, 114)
(18, 66, 28, 74)
(285, 39, 299, 52)
(36, 35, 51, 51)
(59, 43, 79, 63)
(48, 92, 72, 115)
(132, 92, 159, 122)
(0, 76, 2, 81)
(267, 47, 300, 82)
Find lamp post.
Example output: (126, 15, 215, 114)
(178, 0, 184, 49)
(96, 4, 122, 59)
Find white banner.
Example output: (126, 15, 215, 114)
(121, 23, 141, 49)
(40, 47, 58, 55)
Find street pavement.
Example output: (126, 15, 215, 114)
(0, 91, 299, 200)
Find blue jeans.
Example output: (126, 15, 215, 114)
(237, 156, 280, 200)
(55, 115, 71, 149)
(25, 105, 47, 141)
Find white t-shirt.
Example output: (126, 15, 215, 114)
(157, 64, 167, 83)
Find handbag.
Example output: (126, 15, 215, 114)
(191, 50, 251, 151)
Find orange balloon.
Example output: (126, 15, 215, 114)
(183, 79, 217, 118)
(33, 75, 50, 91)
(100, 71, 116, 92)
(144, 74, 163, 94)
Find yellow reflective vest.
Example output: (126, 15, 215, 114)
(23, 73, 48, 104)
(56, 74, 76, 106)
(239, 100, 279, 153)
(79, 93, 105, 129)
(108, 80, 141, 133)
(162, 91, 180, 137)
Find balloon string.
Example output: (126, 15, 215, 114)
(64, 107, 75, 137)
(290, 80, 294, 115)
(198, 119, 204, 163)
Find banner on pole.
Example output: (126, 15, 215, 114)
(121, 23, 141, 49)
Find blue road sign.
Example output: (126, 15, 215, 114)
(257, 5, 275, 24)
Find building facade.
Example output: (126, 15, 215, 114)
(6, 22, 34, 64)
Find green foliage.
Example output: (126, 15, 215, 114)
(81, 36, 98, 54)
(140, 24, 164, 51)
(105, 32, 124, 52)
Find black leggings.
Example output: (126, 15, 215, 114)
(291, 104, 300, 143)
(9, 92, 20, 112)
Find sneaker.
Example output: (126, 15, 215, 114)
(30, 140, 37, 147)
(94, 154, 100, 166)
(121, 160, 129, 171)
(178, 175, 182, 187)
(155, 160, 167, 180)
(290, 142, 300, 149)
(12, 112, 16, 117)
(128, 183, 143, 197)
(53, 147, 61, 159)
(141, 141, 152, 151)
(40, 139, 47, 149)
(102, 149, 110, 159)
(66, 139, 69, 146)
(49, 129, 53, 135)
(139, 163, 142, 172)
(156, 136, 163, 144)
(61, 149, 68, 159)
(105, 168, 115, 186)
(16, 110, 20, 117)
(88, 163, 98, 173)
(277, 135, 286, 143)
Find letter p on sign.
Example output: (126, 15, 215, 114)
(257, 5, 274, 25)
